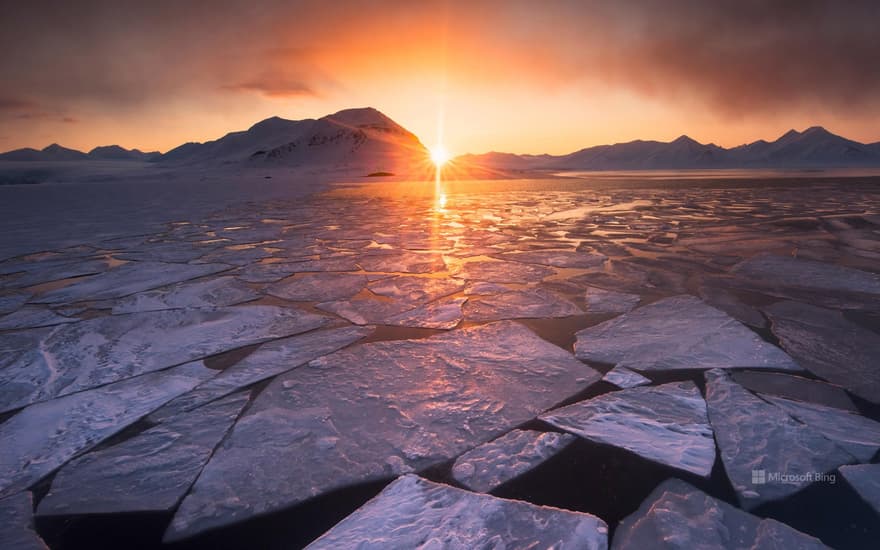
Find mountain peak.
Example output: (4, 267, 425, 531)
(802, 125, 832, 136)
(671, 135, 699, 146)
(324, 107, 398, 129)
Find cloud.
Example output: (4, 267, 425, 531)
(0, 0, 878, 127)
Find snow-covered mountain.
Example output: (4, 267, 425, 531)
(88, 145, 160, 161)
(459, 127, 880, 171)
(160, 107, 428, 174)
(0, 143, 89, 162)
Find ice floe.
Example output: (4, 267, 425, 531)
(0, 305, 77, 330)
(731, 371, 858, 412)
(111, 276, 259, 313)
(0, 492, 48, 550)
(839, 464, 880, 516)
(33, 261, 230, 304)
(583, 286, 640, 314)
(451, 429, 575, 493)
(164, 322, 600, 540)
(37, 392, 248, 516)
(464, 288, 582, 321)
(493, 249, 607, 268)
(601, 366, 651, 389)
(612, 478, 828, 549)
(148, 325, 372, 422)
(733, 253, 880, 295)
(541, 381, 715, 477)
(267, 273, 368, 301)
(764, 301, 880, 404)
(305, 475, 608, 550)
(0, 361, 214, 498)
(574, 295, 800, 372)
(705, 369, 856, 509)
(0, 305, 328, 412)
(451, 260, 555, 283)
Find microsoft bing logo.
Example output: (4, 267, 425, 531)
(752, 469, 766, 484)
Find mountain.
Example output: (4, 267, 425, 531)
(0, 143, 88, 162)
(459, 127, 880, 171)
(88, 145, 160, 161)
(159, 107, 428, 174)
(0, 143, 159, 162)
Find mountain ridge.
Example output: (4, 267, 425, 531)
(2, 110, 879, 170)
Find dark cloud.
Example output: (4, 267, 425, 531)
(0, 1, 878, 121)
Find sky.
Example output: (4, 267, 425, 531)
(1, 0, 878, 155)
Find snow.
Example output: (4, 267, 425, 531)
(574, 295, 801, 372)
(451, 430, 575, 493)
(164, 321, 601, 541)
(0, 361, 214, 498)
(765, 300, 880, 404)
(540, 381, 715, 477)
(305, 475, 608, 550)
(0, 305, 328, 412)
(37, 392, 248, 516)
(704, 369, 856, 509)
(612, 478, 828, 549)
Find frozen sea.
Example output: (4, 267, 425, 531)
(1, 169, 880, 549)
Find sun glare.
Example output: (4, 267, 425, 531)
(430, 144, 450, 167)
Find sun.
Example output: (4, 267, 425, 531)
(429, 144, 450, 167)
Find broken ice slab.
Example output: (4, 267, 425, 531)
(0, 361, 214, 498)
(574, 295, 800, 372)
(0, 492, 49, 550)
(304, 475, 608, 550)
(367, 276, 464, 304)
(0, 306, 77, 330)
(612, 478, 829, 550)
(316, 296, 414, 325)
(0, 292, 29, 315)
(236, 258, 362, 283)
(697, 282, 767, 328)
(463, 281, 510, 295)
(493, 249, 607, 268)
(839, 464, 880, 516)
(704, 369, 856, 510)
(111, 276, 259, 313)
(733, 253, 880, 295)
(148, 326, 373, 423)
(764, 301, 880, 405)
(37, 392, 248, 516)
(584, 286, 640, 314)
(0, 305, 328, 412)
(267, 273, 368, 302)
(731, 371, 858, 412)
(758, 395, 880, 462)
(385, 297, 466, 329)
(33, 261, 230, 304)
(451, 260, 555, 283)
(2, 257, 115, 289)
(464, 288, 582, 321)
(601, 366, 651, 389)
(164, 321, 601, 541)
(540, 381, 715, 477)
(451, 430, 575, 493)
(356, 251, 446, 274)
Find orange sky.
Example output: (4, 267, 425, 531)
(1, 1, 879, 155)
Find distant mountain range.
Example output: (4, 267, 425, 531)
(0, 143, 161, 162)
(458, 126, 880, 170)
(0, 107, 428, 175)
(2, 108, 879, 172)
